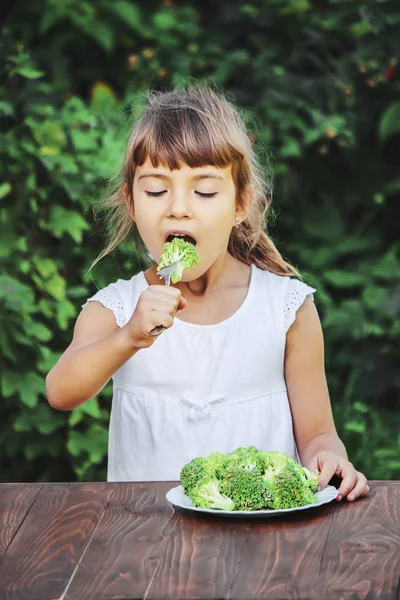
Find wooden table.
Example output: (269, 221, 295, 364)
(0, 481, 398, 600)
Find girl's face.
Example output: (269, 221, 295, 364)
(132, 158, 243, 281)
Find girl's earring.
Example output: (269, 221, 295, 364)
(235, 217, 240, 228)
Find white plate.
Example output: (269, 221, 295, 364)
(166, 484, 339, 517)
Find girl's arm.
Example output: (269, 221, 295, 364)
(284, 296, 347, 462)
(46, 302, 138, 410)
(284, 297, 369, 501)
(46, 284, 184, 411)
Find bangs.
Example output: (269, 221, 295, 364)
(131, 106, 244, 171)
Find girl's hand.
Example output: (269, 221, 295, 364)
(305, 451, 369, 502)
(126, 285, 187, 349)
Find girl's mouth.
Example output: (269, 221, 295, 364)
(165, 232, 197, 246)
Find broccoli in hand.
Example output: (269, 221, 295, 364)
(158, 238, 199, 284)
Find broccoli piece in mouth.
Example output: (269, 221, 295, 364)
(190, 478, 235, 511)
(158, 238, 199, 284)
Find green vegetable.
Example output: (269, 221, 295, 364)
(216, 445, 267, 478)
(219, 467, 274, 510)
(190, 478, 235, 510)
(180, 447, 320, 511)
(262, 453, 318, 509)
(180, 456, 218, 496)
(158, 238, 200, 284)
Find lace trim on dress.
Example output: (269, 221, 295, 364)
(284, 279, 316, 333)
(84, 288, 127, 328)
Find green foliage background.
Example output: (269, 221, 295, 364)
(1, 0, 399, 482)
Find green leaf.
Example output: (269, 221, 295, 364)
(153, 9, 177, 30)
(279, 139, 302, 158)
(44, 273, 66, 301)
(350, 20, 373, 38)
(345, 421, 366, 433)
(90, 81, 118, 114)
(37, 347, 61, 373)
(111, 1, 142, 30)
(56, 299, 76, 330)
(24, 320, 53, 342)
(69, 398, 102, 426)
(379, 102, 400, 141)
(86, 21, 114, 52)
(15, 66, 45, 79)
(324, 270, 367, 288)
(0, 183, 12, 199)
(0, 101, 14, 116)
(49, 206, 90, 243)
(29, 119, 67, 149)
(2, 371, 45, 408)
(0, 276, 36, 313)
(67, 424, 108, 463)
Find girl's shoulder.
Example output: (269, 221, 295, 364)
(82, 271, 147, 328)
(253, 266, 316, 333)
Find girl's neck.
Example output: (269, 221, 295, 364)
(144, 254, 252, 327)
(144, 253, 250, 299)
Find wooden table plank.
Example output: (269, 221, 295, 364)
(311, 481, 400, 600)
(146, 509, 255, 599)
(0, 482, 115, 600)
(226, 502, 338, 600)
(63, 482, 181, 600)
(0, 483, 43, 559)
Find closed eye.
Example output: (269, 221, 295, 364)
(145, 191, 166, 197)
(145, 191, 217, 198)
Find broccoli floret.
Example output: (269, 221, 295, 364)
(220, 468, 274, 511)
(263, 451, 320, 494)
(262, 463, 317, 509)
(205, 451, 227, 473)
(217, 446, 267, 479)
(158, 238, 199, 284)
(262, 450, 299, 471)
(180, 456, 214, 496)
(299, 466, 320, 493)
(180, 452, 227, 496)
(190, 478, 235, 510)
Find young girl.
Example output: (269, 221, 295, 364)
(46, 85, 369, 503)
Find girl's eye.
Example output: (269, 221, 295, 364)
(197, 192, 217, 198)
(145, 191, 217, 198)
(145, 190, 167, 197)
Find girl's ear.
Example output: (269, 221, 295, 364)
(237, 184, 254, 221)
(123, 182, 135, 221)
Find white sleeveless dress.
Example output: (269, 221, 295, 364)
(84, 264, 315, 482)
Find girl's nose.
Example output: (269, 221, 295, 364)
(167, 193, 191, 219)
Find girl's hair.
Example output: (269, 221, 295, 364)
(92, 83, 301, 278)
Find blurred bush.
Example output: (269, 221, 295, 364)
(0, 0, 399, 482)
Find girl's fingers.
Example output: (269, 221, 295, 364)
(345, 473, 369, 502)
(337, 471, 367, 502)
(147, 311, 174, 333)
(317, 461, 337, 491)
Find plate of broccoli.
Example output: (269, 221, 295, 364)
(166, 447, 339, 516)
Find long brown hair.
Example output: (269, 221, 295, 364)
(91, 83, 301, 278)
